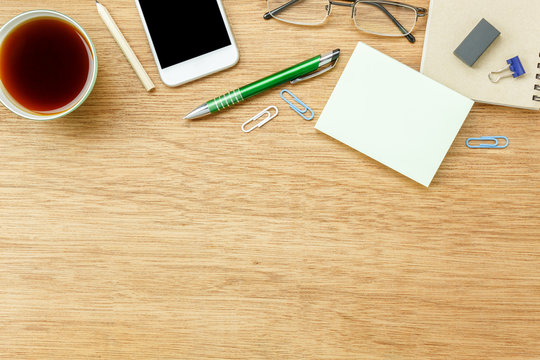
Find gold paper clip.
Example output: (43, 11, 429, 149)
(242, 106, 279, 133)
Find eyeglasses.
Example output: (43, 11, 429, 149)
(264, 0, 427, 43)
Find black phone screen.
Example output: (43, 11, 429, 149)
(138, 0, 232, 69)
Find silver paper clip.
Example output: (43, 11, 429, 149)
(280, 89, 314, 121)
(242, 106, 279, 133)
(466, 136, 509, 149)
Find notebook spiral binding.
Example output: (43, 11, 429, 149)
(534, 53, 540, 101)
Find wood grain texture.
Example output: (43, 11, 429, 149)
(0, 1, 539, 359)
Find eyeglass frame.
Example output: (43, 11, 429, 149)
(263, 0, 427, 43)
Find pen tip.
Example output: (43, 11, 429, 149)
(184, 104, 210, 120)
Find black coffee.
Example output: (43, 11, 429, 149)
(0, 17, 92, 113)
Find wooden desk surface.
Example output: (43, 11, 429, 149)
(1, 1, 539, 359)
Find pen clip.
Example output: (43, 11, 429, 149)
(290, 57, 339, 85)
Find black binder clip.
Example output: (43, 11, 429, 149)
(488, 56, 526, 83)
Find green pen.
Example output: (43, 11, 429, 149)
(184, 49, 340, 120)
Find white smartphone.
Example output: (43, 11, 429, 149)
(134, 0, 239, 87)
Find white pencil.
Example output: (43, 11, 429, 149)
(96, 0, 155, 91)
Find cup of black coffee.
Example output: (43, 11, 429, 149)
(0, 10, 98, 120)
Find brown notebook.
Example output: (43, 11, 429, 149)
(420, 0, 540, 110)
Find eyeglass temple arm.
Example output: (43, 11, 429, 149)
(367, 1, 426, 14)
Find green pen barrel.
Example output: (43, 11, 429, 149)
(207, 55, 321, 113)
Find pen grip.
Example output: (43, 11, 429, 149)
(208, 88, 245, 113)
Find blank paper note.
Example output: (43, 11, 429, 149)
(315, 42, 474, 187)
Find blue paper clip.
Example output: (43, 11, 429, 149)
(488, 56, 526, 83)
(466, 136, 509, 149)
(280, 89, 314, 121)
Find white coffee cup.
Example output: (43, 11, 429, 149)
(0, 10, 98, 121)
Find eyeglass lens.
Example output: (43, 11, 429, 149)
(353, 2, 417, 36)
(266, 0, 329, 26)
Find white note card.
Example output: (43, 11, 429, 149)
(315, 42, 474, 187)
